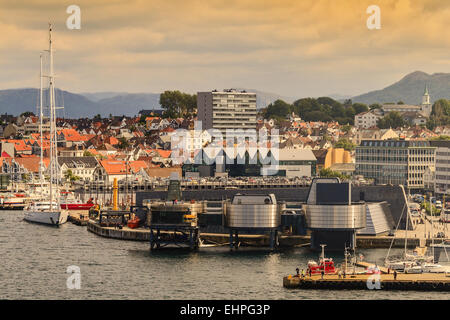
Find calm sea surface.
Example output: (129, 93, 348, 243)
(1, 210, 449, 300)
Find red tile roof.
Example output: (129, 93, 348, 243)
(99, 159, 148, 175)
(15, 157, 50, 173)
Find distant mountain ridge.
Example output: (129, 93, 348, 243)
(1, 72, 450, 118)
(0, 88, 291, 117)
(0, 88, 99, 118)
(352, 71, 450, 105)
(0, 89, 163, 118)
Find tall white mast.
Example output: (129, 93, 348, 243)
(47, 23, 58, 211)
(39, 53, 44, 190)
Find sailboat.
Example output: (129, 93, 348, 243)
(385, 188, 446, 272)
(385, 187, 434, 271)
(24, 24, 68, 226)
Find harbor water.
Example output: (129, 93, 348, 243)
(1, 210, 449, 300)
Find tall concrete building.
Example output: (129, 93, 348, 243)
(197, 89, 257, 136)
(355, 139, 435, 189)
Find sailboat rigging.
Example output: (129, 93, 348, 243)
(23, 24, 68, 226)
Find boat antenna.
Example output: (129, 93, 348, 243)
(320, 244, 326, 262)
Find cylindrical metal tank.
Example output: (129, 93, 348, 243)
(305, 203, 366, 230)
(226, 194, 280, 229)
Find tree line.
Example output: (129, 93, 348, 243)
(427, 99, 450, 130)
(261, 97, 371, 125)
(159, 90, 197, 118)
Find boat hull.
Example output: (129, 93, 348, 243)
(60, 203, 94, 210)
(24, 210, 69, 226)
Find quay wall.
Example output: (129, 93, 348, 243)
(87, 221, 420, 248)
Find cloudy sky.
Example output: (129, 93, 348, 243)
(0, 0, 449, 97)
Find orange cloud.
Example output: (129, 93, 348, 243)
(0, 0, 449, 97)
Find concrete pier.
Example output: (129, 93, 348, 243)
(87, 220, 150, 241)
(68, 211, 90, 226)
(283, 273, 450, 291)
(86, 220, 441, 249)
(86, 220, 310, 245)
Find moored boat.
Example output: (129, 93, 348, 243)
(307, 244, 336, 274)
(60, 191, 95, 210)
(24, 202, 68, 226)
(0, 196, 26, 210)
(127, 216, 140, 229)
(23, 24, 68, 227)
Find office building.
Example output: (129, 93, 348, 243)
(355, 139, 435, 189)
(430, 140, 450, 196)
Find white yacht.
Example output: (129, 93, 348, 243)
(24, 202, 68, 225)
(23, 24, 68, 227)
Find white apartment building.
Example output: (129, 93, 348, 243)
(197, 89, 257, 137)
(354, 110, 382, 129)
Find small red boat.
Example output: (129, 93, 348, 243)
(307, 245, 336, 274)
(127, 217, 140, 229)
(60, 193, 95, 210)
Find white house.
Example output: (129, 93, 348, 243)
(354, 110, 382, 129)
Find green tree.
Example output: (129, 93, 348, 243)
(64, 169, 80, 182)
(117, 137, 129, 149)
(369, 103, 382, 110)
(377, 111, 406, 129)
(352, 103, 369, 114)
(428, 99, 450, 128)
(263, 99, 292, 120)
(341, 124, 352, 134)
(430, 135, 450, 141)
(421, 201, 440, 216)
(334, 138, 356, 151)
(139, 114, 147, 124)
(160, 90, 197, 118)
(83, 150, 94, 157)
(319, 168, 349, 180)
